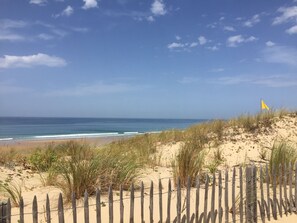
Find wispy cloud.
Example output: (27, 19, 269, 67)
(261, 46, 297, 66)
(227, 35, 258, 47)
(0, 32, 25, 41)
(0, 81, 31, 94)
(0, 19, 28, 29)
(265, 41, 275, 47)
(178, 77, 200, 84)
(82, 0, 98, 10)
(209, 68, 224, 72)
(53, 5, 74, 18)
(212, 74, 297, 87)
(286, 25, 297, 34)
(167, 42, 185, 50)
(46, 82, 140, 96)
(0, 53, 67, 68)
(29, 0, 47, 6)
(37, 33, 54, 40)
(151, 0, 166, 16)
(223, 26, 235, 32)
(243, 14, 260, 27)
(272, 6, 297, 25)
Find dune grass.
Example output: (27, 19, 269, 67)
(269, 141, 297, 182)
(0, 181, 22, 207)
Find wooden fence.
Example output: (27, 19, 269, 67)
(0, 164, 297, 223)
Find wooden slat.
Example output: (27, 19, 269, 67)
(252, 165, 257, 222)
(232, 168, 236, 223)
(108, 185, 113, 223)
(32, 195, 38, 223)
(295, 163, 297, 215)
(279, 165, 282, 217)
(58, 193, 65, 223)
(177, 178, 181, 223)
(266, 164, 270, 220)
(187, 177, 191, 223)
(150, 181, 154, 223)
(72, 192, 77, 223)
(141, 182, 144, 223)
(6, 198, 11, 223)
(120, 185, 124, 223)
(283, 164, 288, 215)
(19, 197, 24, 223)
(289, 163, 293, 213)
(204, 175, 209, 223)
(260, 166, 266, 222)
(84, 191, 89, 223)
(218, 171, 223, 223)
(46, 194, 51, 223)
(159, 179, 163, 223)
(239, 167, 243, 223)
(195, 176, 200, 223)
(225, 170, 229, 223)
(130, 183, 135, 223)
(167, 179, 172, 223)
(211, 173, 216, 223)
(96, 188, 101, 223)
(272, 165, 277, 219)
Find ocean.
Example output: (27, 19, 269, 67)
(0, 117, 205, 141)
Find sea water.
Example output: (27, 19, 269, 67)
(0, 117, 205, 141)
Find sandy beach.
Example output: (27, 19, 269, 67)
(0, 112, 297, 222)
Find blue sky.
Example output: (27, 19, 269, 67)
(0, 0, 297, 119)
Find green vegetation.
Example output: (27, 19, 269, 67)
(269, 141, 297, 182)
(0, 181, 22, 207)
(172, 133, 206, 187)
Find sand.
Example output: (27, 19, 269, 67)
(0, 114, 297, 222)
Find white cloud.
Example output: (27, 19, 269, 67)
(266, 41, 275, 47)
(0, 32, 24, 41)
(206, 46, 219, 51)
(0, 53, 67, 68)
(62, 6, 74, 16)
(210, 68, 224, 72)
(0, 19, 28, 29)
(38, 33, 54, 40)
(243, 14, 260, 27)
(178, 77, 200, 84)
(175, 35, 181, 40)
(198, 36, 207, 45)
(46, 82, 138, 96)
(262, 46, 297, 66)
(213, 75, 297, 87)
(146, 16, 155, 22)
(151, 0, 166, 16)
(286, 25, 297, 34)
(219, 16, 225, 21)
(227, 35, 257, 47)
(223, 26, 235, 32)
(29, 0, 47, 5)
(82, 0, 98, 10)
(272, 6, 297, 25)
(167, 42, 185, 49)
(190, 42, 198, 47)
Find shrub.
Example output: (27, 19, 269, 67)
(29, 144, 59, 171)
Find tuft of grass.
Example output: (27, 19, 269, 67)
(29, 144, 59, 171)
(44, 141, 140, 201)
(0, 148, 17, 166)
(173, 134, 205, 187)
(0, 181, 22, 207)
(269, 141, 297, 182)
(259, 147, 267, 160)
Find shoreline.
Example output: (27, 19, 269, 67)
(0, 135, 134, 150)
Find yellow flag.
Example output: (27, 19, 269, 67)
(261, 100, 270, 110)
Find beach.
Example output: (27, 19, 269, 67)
(0, 112, 297, 222)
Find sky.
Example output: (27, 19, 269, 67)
(0, 0, 297, 119)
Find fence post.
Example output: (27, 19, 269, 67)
(246, 166, 257, 223)
(167, 179, 172, 223)
(58, 193, 65, 223)
(225, 170, 229, 223)
(177, 178, 181, 223)
(20, 197, 24, 223)
(195, 177, 200, 223)
(130, 183, 135, 223)
(108, 185, 113, 223)
(187, 177, 191, 223)
(159, 179, 163, 223)
(149, 181, 154, 223)
(32, 195, 38, 223)
(204, 175, 209, 223)
(84, 191, 89, 223)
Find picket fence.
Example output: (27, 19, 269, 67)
(1, 164, 297, 223)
